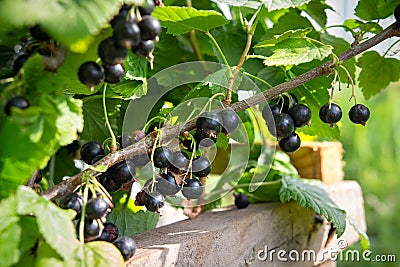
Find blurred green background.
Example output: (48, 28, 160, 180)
(336, 82, 400, 266)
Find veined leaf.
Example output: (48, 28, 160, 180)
(262, 37, 333, 66)
(107, 209, 159, 236)
(254, 28, 312, 48)
(82, 242, 124, 267)
(355, 0, 399, 20)
(152, 6, 229, 35)
(279, 176, 346, 237)
(343, 19, 383, 34)
(357, 51, 400, 100)
(261, 0, 311, 11)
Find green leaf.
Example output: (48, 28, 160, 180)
(347, 216, 370, 251)
(81, 97, 122, 143)
(355, 0, 399, 20)
(0, 0, 121, 52)
(343, 19, 383, 34)
(83, 241, 124, 267)
(18, 216, 40, 258)
(107, 209, 159, 236)
(35, 242, 64, 267)
(298, 0, 333, 28)
(279, 176, 346, 237)
(262, 38, 333, 66)
(16, 186, 79, 259)
(152, 6, 229, 35)
(255, 28, 312, 48)
(215, 0, 261, 8)
(356, 51, 400, 100)
(261, 0, 311, 11)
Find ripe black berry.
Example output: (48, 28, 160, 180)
(156, 172, 180, 196)
(234, 193, 249, 209)
(279, 132, 301, 152)
(78, 61, 105, 88)
(110, 4, 132, 27)
(85, 198, 109, 219)
(194, 130, 216, 148)
(35, 170, 43, 184)
(276, 93, 298, 113)
(91, 154, 104, 165)
(98, 37, 127, 65)
(319, 103, 342, 127)
(196, 111, 223, 140)
(103, 64, 125, 84)
(138, 15, 161, 40)
(348, 104, 370, 125)
(113, 236, 137, 261)
(144, 191, 165, 212)
(168, 151, 190, 173)
(271, 113, 294, 138)
(100, 175, 122, 192)
(218, 108, 240, 133)
(83, 219, 101, 239)
(262, 103, 280, 123)
(29, 25, 50, 41)
(395, 4, 400, 21)
(80, 141, 105, 165)
(153, 146, 173, 168)
(287, 104, 311, 127)
(5, 96, 30, 115)
(59, 192, 83, 214)
(139, 0, 155, 16)
(104, 222, 119, 242)
(132, 40, 155, 57)
(192, 156, 211, 178)
(96, 227, 111, 242)
(182, 178, 203, 199)
(113, 21, 141, 49)
(107, 160, 136, 184)
(12, 53, 30, 74)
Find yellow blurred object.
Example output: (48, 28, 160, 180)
(297, 131, 315, 141)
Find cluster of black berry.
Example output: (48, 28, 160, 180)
(262, 94, 311, 153)
(57, 191, 136, 261)
(78, 1, 161, 89)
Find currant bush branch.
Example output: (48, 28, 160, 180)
(41, 22, 400, 200)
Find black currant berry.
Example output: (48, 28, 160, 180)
(168, 151, 189, 173)
(83, 219, 101, 238)
(138, 15, 161, 41)
(182, 178, 203, 199)
(35, 170, 43, 184)
(132, 40, 155, 57)
(144, 191, 165, 212)
(85, 197, 109, 219)
(262, 103, 280, 123)
(80, 141, 105, 165)
(12, 53, 30, 74)
(113, 236, 137, 261)
(276, 93, 298, 113)
(134, 190, 147, 206)
(113, 21, 141, 49)
(348, 104, 370, 125)
(107, 160, 136, 184)
(287, 104, 311, 127)
(196, 111, 223, 140)
(279, 132, 301, 152)
(139, 0, 155, 16)
(100, 175, 122, 192)
(59, 192, 83, 214)
(78, 61, 105, 88)
(29, 25, 50, 41)
(103, 64, 125, 84)
(219, 108, 240, 133)
(90, 154, 104, 165)
(104, 222, 119, 242)
(395, 4, 400, 21)
(110, 4, 132, 27)
(153, 146, 173, 168)
(192, 156, 211, 178)
(319, 103, 342, 127)
(272, 113, 294, 138)
(194, 130, 216, 148)
(96, 227, 111, 242)
(234, 193, 249, 209)
(132, 153, 151, 168)
(98, 37, 127, 65)
(156, 172, 180, 196)
(5, 96, 30, 115)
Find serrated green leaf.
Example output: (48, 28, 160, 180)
(18, 216, 40, 258)
(263, 38, 332, 66)
(355, 0, 399, 20)
(16, 186, 79, 259)
(35, 242, 64, 267)
(81, 97, 121, 143)
(261, 0, 311, 11)
(0, 0, 121, 52)
(343, 19, 383, 34)
(298, 0, 333, 28)
(83, 241, 124, 267)
(279, 176, 346, 237)
(152, 6, 229, 35)
(107, 209, 159, 236)
(356, 51, 400, 100)
(255, 28, 312, 48)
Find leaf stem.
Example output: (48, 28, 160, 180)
(103, 83, 117, 152)
(243, 71, 273, 88)
(205, 31, 233, 79)
(79, 185, 89, 244)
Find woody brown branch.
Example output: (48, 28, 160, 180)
(41, 22, 400, 200)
